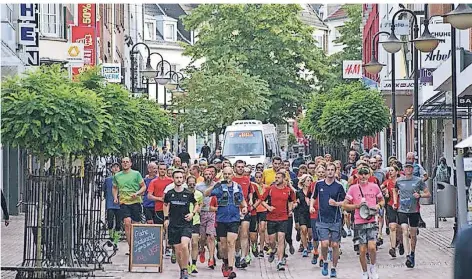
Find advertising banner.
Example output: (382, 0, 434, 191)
(78, 4, 96, 27)
(342, 60, 362, 79)
(102, 63, 122, 83)
(18, 3, 39, 66)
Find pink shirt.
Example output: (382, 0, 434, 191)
(345, 182, 383, 225)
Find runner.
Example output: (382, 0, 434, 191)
(163, 170, 199, 279)
(204, 166, 248, 278)
(232, 160, 253, 268)
(297, 174, 313, 257)
(343, 166, 385, 279)
(311, 162, 346, 278)
(262, 156, 283, 186)
(369, 157, 385, 246)
(186, 175, 204, 274)
(103, 161, 121, 245)
(196, 169, 217, 269)
(262, 171, 296, 271)
(394, 160, 431, 268)
(251, 171, 270, 258)
(112, 157, 146, 254)
(143, 162, 158, 224)
(382, 165, 402, 257)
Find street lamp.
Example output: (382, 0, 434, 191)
(380, 5, 442, 159)
(155, 60, 172, 86)
(442, 4, 472, 30)
(363, 31, 389, 75)
(130, 42, 158, 93)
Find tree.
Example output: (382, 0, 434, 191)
(1, 65, 106, 159)
(303, 82, 390, 143)
(183, 4, 327, 123)
(174, 59, 270, 142)
(77, 68, 173, 156)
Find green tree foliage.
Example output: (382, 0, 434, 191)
(303, 82, 390, 143)
(174, 60, 270, 137)
(1, 65, 106, 159)
(78, 68, 173, 156)
(183, 4, 327, 123)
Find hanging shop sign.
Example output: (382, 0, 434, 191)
(18, 4, 39, 66)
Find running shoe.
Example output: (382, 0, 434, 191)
(222, 263, 229, 277)
(302, 249, 308, 258)
(311, 253, 318, 265)
(281, 256, 287, 265)
(208, 258, 215, 269)
(369, 265, 379, 279)
(298, 246, 304, 253)
(235, 255, 241, 268)
(259, 251, 265, 258)
(277, 261, 285, 271)
(361, 272, 369, 279)
(289, 244, 295, 255)
(239, 257, 247, 269)
(245, 254, 252, 265)
(252, 243, 258, 255)
(268, 252, 276, 263)
(389, 248, 396, 258)
(199, 248, 206, 263)
(399, 243, 405, 255)
(264, 245, 269, 252)
(165, 248, 172, 257)
(187, 264, 198, 274)
(319, 258, 324, 268)
(171, 252, 177, 264)
(330, 268, 337, 278)
(180, 269, 190, 279)
(308, 242, 313, 252)
(228, 267, 237, 279)
(406, 254, 415, 268)
(377, 238, 383, 246)
(321, 262, 329, 276)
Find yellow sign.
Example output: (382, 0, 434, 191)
(68, 45, 80, 57)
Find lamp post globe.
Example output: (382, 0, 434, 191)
(363, 57, 385, 75)
(141, 59, 158, 79)
(380, 33, 403, 53)
(411, 26, 442, 53)
(443, 4, 472, 30)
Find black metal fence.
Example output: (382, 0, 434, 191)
(309, 139, 350, 165)
(11, 157, 118, 279)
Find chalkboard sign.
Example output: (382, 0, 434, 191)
(129, 224, 163, 272)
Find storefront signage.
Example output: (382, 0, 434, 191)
(78, 4, 96, 27)
(102, 63, 122, 83)
(343, 60, 362, 79)
(458, 95, 472, 107)
(380, 79, 414, 91)
(380, 19, 410, 36)
(420, 68, 434, 84)
(66, 43, 85, 64)
(421, 22, 451, 69)
(19, 4, 39, 66)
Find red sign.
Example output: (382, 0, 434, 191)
(78, 4, 96, 27)
(71, 26, 96, 78)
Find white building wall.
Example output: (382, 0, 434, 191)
(325, 19, 346, 55)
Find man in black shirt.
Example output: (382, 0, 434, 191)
(164, 170, 199, 279)
(200, 142, 211, 160)
(178, 147, 191, 165)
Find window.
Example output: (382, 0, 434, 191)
(144, 21, 155, 40)
(40, 4, 61, 37)
(4, 4, 13, 26)
(334, 27, 341, 40)
(222, 130, 264, 156)
(164, 23, 175, 41)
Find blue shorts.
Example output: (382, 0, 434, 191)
(316, 221, 342, 242)
(311, 219, 319, 241)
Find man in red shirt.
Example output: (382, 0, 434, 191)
(232, 160, 253, 268)
(147, 162, 174, 255)
(261, 171, 296, 271)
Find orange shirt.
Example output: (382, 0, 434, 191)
(253, 182, 270, 213)
(147, 176, 173, 211)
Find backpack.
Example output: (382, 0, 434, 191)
(436, 165, 450, 183)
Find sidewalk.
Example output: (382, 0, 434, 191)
(1, 205, 455, 279)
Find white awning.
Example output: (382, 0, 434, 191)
(456, 135, 472, 149)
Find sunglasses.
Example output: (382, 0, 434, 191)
(358, 167, 370, 175)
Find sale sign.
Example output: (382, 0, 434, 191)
(71, 26, 96, 78)
(78, 4, 96, 27)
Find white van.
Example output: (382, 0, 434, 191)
(222, 120, 280, 167)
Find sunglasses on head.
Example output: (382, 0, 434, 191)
(358, 168, 370, 175)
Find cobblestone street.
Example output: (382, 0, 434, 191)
(1, 205, 455, 279)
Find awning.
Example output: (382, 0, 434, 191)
(456, 135, 472, 149)
(418, 90, 472, 119)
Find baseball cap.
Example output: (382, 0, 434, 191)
(213, 158, 222, 164)
(111, 161, 120, 167)
(404, 161, 414, 167)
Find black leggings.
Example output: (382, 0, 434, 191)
(285, 215, 293, 245)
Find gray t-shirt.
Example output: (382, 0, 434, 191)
(196, 181, 214, 212)
(373, 169, 385, 184)
(395, 176, 426, 213)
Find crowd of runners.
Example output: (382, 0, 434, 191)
(106, 148, 432, 279)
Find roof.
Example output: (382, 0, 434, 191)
(144, 4, 193, 44)
(325, 5, 348, 21)
(300, 4, 328, 29)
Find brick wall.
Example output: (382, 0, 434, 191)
(428, 4, 452, 17)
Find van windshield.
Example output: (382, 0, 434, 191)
(223, 130, 264, 156)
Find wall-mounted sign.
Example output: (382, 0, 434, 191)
(380, 19, 410, 36)
(66, 43, 85, 65)
(380, 79, 414, 91)
(343, 60, 362, 79)
(420, 68, 434, 84)
(420, 22, 451, 69)
(78, 4, 96, 27)
(19, 4, 39, 66)
(102, 63, 122, 83)
(458, 95, 472, 108)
